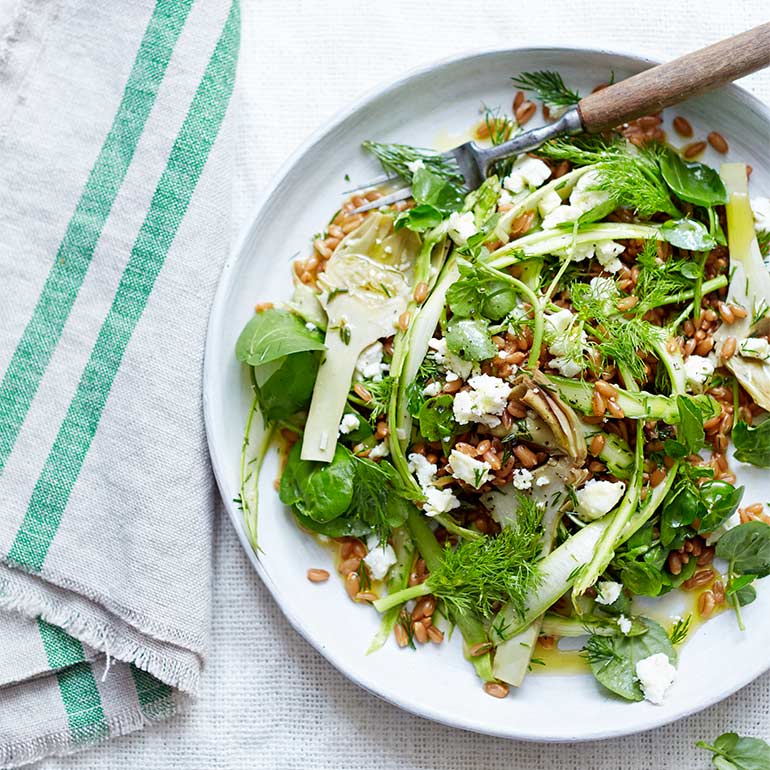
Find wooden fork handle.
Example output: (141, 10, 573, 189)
(578, 22, 770, 134)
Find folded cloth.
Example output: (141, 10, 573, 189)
(0, 0, 239, 765)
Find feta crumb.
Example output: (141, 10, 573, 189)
(706, 510, 742, 545)
(617, 614, 632, 635)
(406, 159, 425, 174)
(541, 204, 582, 230)
(445, 370, 460, 382)
(595, 240, 625, 274)
(586, 276, 620, 314)
(512, 155, 552, 188)
(538, 189, 563, 217)
(738, 338, 770, 361)
(683, 354, 715, 391)
(449, 450, 492, 489)
(570, 169, 611, 214)
(635, 653, 677, 705)
(423, 486, 461, 517)
(368, 442, 390, 460)
(338, 414, 360, 435)
(407, 453, 438, 489)
(751, 197, 770, 231)
(452, 374, 512, 428)
(535, 474, 551, 487)
(422, 381, 442, 397)
(595, 580, 622, 606)
(428, 337, 473, 380)
(576, 479, 626, 521)
(363, 536, 398, 580)
(447, 211, 477, 244)
(498, 189, 514, 208)
(544, 308, 586, 378)
(305, 321, 317, 331)
(355, 341, 389, 382)
(512, 467, 534, 490)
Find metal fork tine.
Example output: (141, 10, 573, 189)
(342, 173, 400, 194)
(349, 185, 413, 214)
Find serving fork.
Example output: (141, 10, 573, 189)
(351, 22, 770, 214)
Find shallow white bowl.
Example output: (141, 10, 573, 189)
(204, 48, 770, 741)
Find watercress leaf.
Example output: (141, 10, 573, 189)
(660, 218, 718, 252)
(236, 308, 325, 366)
(445, 317, 497, 361)
(258, 350, 320, 420)
(659, 148, 728, 208)
(661, 483, 704, 547)
(698, 731, 770, 770)
(733, 419, 770, 468)
(677, 395, 706, 453)
(290, 507, 371, 538)
(697, 481, 744, 533)
(412, 167, 465, 213)
(734, 583, 758, 607)
(394, 204, 444, 233)
(717, 521, 770, 578)
(279, 443, 355, 522)
(446, 272, 516, 321)
(621, 562, 663, 597)
(418, 394, 459, 443)
(584, 617, 676, 702)
(664, 439, 689, 459)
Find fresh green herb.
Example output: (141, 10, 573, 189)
(697, 732, 770, 770)
(362, 140, 463, 184)
(659, 147, 728, 208)
(669, 615, 692, 645)
(445, 317, 497, 361)
(659, 217, 718, 252)
(758, 229, 770, 259)
(357, 559, 372, 592)
(696, 481, 745, 533)
(676, 395, 707, 454)
(634, 239, 701, 313)
(511, 70, 581, 108)
(374, 510, 544, 619)
(417, 394, 459, 443)
(257, 350, 321, 420)
(584, 617, 676, 702)
(733, 419, 770, 468)
(236, 307, 325, 366)
(397, 607, 417, 650)
(394, 205, 445, 233)
(446, 261, 517, 320)
(326, 287, 349, 302)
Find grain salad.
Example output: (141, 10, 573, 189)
(234, 69, 770, 706)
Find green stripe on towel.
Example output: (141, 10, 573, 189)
(0, 0, 193, 472)
(8, 0, 240, 572)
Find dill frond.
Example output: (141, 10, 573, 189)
(359, 376, 394, 424)
(669, 615, 691, 645)
(511, 70, 581, 108)
(362, 141, 463, 184)
(758, 229, 770, 259)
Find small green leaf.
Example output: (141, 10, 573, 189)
(717, 521, 770, 578)
(733, 420, 770, 468)
(236, 308, 325, 366)
(698, 731, 770, 770)
(659, 148, 728, 208)
(696, 481, 744, 533)
(412, 167, 465, 213)
(677, 395, 706, 453)
(660, 218, 718, 251)
(257, 350, 320, 420)
(621, 562, 663, 597)
(445, 317, 497, 361)
(394, 204, 444, 233)
(417, 394, 459, 443)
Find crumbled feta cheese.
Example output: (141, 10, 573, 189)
(447, 211, 477, 244)
(449, 449, 492, 488)
(445, 370, 460, 382)
(407, 453, 438, 489)
(452, 374, 512, 428)
(428, 337, 473, 380)
(595, 580, 623, 606)
(512, 467, 534, 490)
(538, 189, 563, 217)
(355, 341, 389, 382)
(422, 381, 442, 397)
(683, 354, 715, 391)
(635, 653, 677, 705)
(503, 156, 552, 194)
(541, 204, 582, 230)
(406, 159, 425, 174)
(576, 479, 626, 520)
(338, 414, 360, 435)
(738, 338, 770, 361)
(498, 189, 514, 208)
(305, 322, 317, 331)
(751, 197, 770, 231)
(617, 614, 632, 635)
(570, 169, 611, 214)
(368, 442, 390, 459)
(423, 486, 461, 517)
(544, 308, 586, 378)
(586, 276, 620, 314)
(705, 510, 742, 546)
(364, 536, 398, 580)
(595, 240, 625, 273)
(535, 474, 551, 487)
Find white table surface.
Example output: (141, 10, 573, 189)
(30, 0, 770, 767)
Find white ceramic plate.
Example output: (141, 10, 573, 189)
(204, 48, 770, 741)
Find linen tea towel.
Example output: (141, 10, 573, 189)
(0, 0, 238, 765)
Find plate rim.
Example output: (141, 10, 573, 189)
(204, 45, 770, 742)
